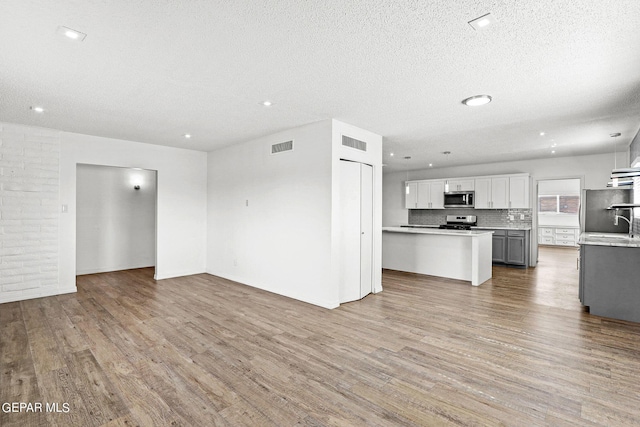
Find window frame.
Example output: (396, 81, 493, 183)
(537, 194, 580, 215)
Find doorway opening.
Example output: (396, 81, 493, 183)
(537, 178, 581, 248)
(76, 164, 157, 277)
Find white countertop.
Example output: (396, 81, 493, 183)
(383, 226, 493, 236)
(472, 226, 532, 231)
(397, 224, 531, 231)
(579, 232, 640, 248)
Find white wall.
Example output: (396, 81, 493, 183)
(76, 164, 156, 275)
(207, 120, 336, 307)
(383, 151, 628, 227)
(0, 123, 66, 304)
(538, 215, 579, 227)
(60, 132, 207, 290)
(207, 119, 383, 309)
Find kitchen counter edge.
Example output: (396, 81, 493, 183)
(578, 232, 640, 248)
(397, 225, 531, 231)
(383, 227, 494, 236)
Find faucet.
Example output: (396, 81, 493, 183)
(613, 208, 634, 238)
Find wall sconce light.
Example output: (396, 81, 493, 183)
(134, 185, 141, 190)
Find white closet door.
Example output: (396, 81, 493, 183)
(339, 160, 374, 303)
(359, 163, 373, 299)
(339, 160, 362, 303)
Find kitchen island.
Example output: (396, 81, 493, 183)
(579, 232, 640, 323)
(382, 227, 493, 286)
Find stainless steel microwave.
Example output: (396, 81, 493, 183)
(444, 191, 474, 208)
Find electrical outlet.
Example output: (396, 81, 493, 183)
(509, 215, 514, 221)
(520, 214, 525, 220)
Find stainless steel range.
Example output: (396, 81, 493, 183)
(439, 215, 477, 230)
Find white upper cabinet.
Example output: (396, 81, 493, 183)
(446, 179, 474, 192)
(474, 177, 508, 209)
(474, 178, 492, 208)
(509, 175, 530, 208)
(405, 181, 418, 209)
(474, 176, 523, 209)
(407, 174, 529, 210)
(405, 180, 445, 209)
(427, 180, 445, 209)
(491, 177, 510, 209)
(416, 181, 431, 208)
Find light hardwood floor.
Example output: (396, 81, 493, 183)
(2, 246, 640, 426)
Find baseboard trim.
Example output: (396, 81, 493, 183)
(0, 286, 77, 304)
(155, 270, 207, 280)
(77, 265, 155, 276)
(205, 270, 340, 309)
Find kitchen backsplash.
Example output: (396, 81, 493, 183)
(409, 208, 533, 228)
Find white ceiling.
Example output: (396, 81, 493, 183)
(1, 0, 639, 172)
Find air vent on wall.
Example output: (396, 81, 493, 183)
(342, 135, 367, 152)
(271, 140, 294, 155)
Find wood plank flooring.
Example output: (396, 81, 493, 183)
(2, 246, 640, 426)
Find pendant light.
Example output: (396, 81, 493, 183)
(613, 133, 619, 187)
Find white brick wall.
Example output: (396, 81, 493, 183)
(0, 123, 62, 303)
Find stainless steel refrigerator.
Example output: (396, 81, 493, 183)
(580, 188, 632, 233)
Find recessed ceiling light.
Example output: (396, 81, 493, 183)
(468, 13, 496, 31)
(57, 26, 87, 41)
(539, 132, 545, 136)
(462, 95, 492, 106)
(551, 150, 556, 154)
(610, 133, 621, 137)
(551, 143, 557, 147)
(261, 101, 273, 107)
(390, 152, 394, 156)
(429, 163, 433, 167)
(30, 106, 44, 113)
(184, 134, 192, 139)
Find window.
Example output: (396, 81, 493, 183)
(539, 196, 557, 213)
(538, 195, 579, 214)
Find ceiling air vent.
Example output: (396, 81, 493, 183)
(342, 135, 367, 152)
(271, 140, 294, 155)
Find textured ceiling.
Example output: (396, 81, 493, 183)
(1, 0, 640, 172)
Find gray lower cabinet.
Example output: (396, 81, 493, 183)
(481, 229, 529, 267)
(491, 231, 507, 263)
(579, 244, 640, 323)
(506, 230, 527, 265)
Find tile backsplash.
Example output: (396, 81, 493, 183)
(409, 208, 533, 228)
